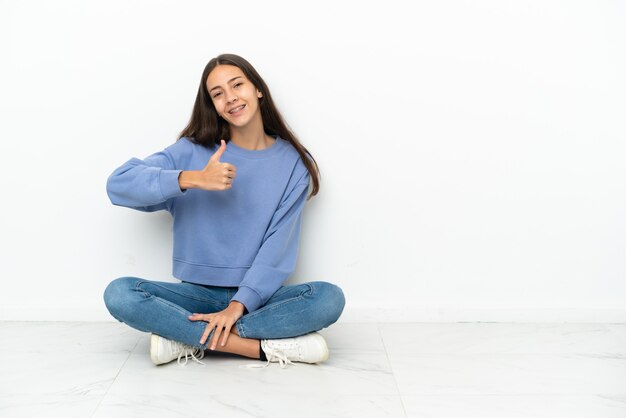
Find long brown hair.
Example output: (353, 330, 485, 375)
(178, 53, 320, 199)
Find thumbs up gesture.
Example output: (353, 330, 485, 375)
(196, 139, 237, 191)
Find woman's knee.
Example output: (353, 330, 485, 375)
(311, 281, 345, 325)
(103, 276, 139, 319)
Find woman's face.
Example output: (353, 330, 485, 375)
(206, 64, 263, 128)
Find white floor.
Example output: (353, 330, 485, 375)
(1, 322, 625, 417)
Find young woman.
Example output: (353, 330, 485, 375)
(103, 53, 345, 368)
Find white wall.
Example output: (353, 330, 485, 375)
(1, 0, 625, 322)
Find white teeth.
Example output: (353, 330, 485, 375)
(229, 105, 245, 114)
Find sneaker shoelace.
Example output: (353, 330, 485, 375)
(244, 341, 298, 369)
(177, 345, 206, 366)
(265, 347, 295, 369)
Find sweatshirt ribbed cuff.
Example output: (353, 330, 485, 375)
(232, 286, 263, 313)
(159, 169, 186, 199)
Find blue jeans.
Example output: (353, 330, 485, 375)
(103, 277, 345, 350)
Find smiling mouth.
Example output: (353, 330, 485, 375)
(228, 105, 245, 114)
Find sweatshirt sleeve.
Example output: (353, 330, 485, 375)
(231, 171, 311, 313)
(106, 146, 187, 212)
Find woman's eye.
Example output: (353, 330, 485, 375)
(213, 92, 221, 98)
(234, 82, 242, 88)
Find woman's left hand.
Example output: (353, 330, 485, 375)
(188, 301, 245, 350)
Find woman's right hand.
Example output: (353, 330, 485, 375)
(192, 139, 237, 191)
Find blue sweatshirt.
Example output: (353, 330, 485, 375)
(106, 135, 311, 313)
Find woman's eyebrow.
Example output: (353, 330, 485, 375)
(209, 76, 243, 93)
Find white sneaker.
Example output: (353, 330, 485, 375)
(253, 332, 329, 369)
(150, 334, 206, 366)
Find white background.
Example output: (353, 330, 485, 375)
(1, 0, 625, 322)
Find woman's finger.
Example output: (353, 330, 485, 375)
(200, 323, 214, 345)
(210, 324, 224, 350)
(189, 313, 212, 322)
(220, 324, 232, 347)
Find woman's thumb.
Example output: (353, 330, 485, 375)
(211, 139, 227, 161)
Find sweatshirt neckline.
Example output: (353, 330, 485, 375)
(225, 135, 284, 159)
